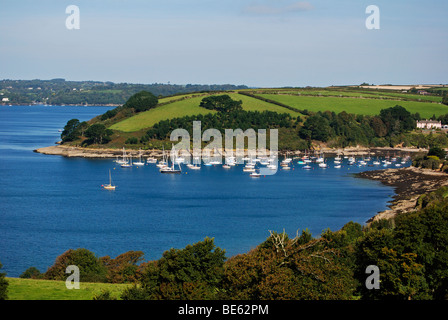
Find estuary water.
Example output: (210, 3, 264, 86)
(0, 105, 400, 277)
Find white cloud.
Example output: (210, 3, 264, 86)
(244, 1, 314, 15)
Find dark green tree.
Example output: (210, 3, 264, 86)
(428, 146, 446, 159)
(123, 91, 158, 113)
(121, 237, 226, 300)
(44, 248, 108, 283)
(0, 262, 8, 300)
(379, 105, 415, 136)
(61, 118, 81, 142)
(199, 95, 243, 113)
(442, 95, 448, 106)
(20, 267, 42, 279)
(299, 114, 332, 142)
(85, 124, 113, 144)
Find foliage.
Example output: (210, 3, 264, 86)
(125, 137, 139, 144)
(379, 105, 416, 135)
(355, 194, 448, 300)
(299, 114, 332, 142)
(43, 248, 108, 283)
(61, 119, 81, 142)
(221, 228, 357, 300)
(442, 95, 448, 106)
(121, 237, 226, 300)
(199, 95, 243, 112)
(0, 262, 8, 300)
(427, 146, 446, 159)
(101, 251, 145, 284)
(84, 123, 113, 145)
(145, 109, 296, 144)
(20, 267, 42, 279)
(123, 91, 159, 113)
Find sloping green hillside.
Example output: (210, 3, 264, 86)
(110, 92, 302, 132)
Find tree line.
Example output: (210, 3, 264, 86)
(0, 79, 248, 105)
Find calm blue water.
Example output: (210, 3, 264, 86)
(0, 106, 401, 277)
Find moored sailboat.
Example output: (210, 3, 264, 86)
(102, 170, 116, 190)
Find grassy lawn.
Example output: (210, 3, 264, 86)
(5, 277, 131, 300)
(110, 95, 217, 132)
(258, 94, 448, 118)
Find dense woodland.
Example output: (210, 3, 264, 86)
(2, 181, 446, 300)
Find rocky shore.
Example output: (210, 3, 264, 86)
(356, 166, 448, 223)
(33, 145, 162, 158)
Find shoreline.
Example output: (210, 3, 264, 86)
(34, 144, 427, 158)
(356, 166, 448, 223)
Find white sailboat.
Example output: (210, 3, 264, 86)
(116, 147, 128, 165)
(133, 149, 145, 166)
(160, 144, 182, 174)
(121, 155, 132, 168)
(102, 170, 116, 190)
(146, 157, 157, 164)
(156, 146, 168, 168)
(189, 156, 201, 170)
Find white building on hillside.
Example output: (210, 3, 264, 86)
(416, 119, 442, 129)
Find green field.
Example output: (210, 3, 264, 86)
(258, 94, 448, 118)
(242, 87, 443, 103)
(110, 95, 216, 132)
(110, 92, 302, 133)
(5, 277, 131, 300)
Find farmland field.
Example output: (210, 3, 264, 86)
(109, 95, 216, 132)
(257, 94, 448, 118)
(243, 88, 442, 103)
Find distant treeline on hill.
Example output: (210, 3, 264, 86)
(0, 79, 249, 105)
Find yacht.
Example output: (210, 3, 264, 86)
(160, 145, 182, 174)
(102, 170, 116, 190)
(250, 171, 261, 177)
(146, 157, 157, 164)
(133, 149, 145, 166)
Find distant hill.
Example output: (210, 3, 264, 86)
(0, 79, 249, 106)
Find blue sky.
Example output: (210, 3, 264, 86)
(0, 0, 447, 87)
